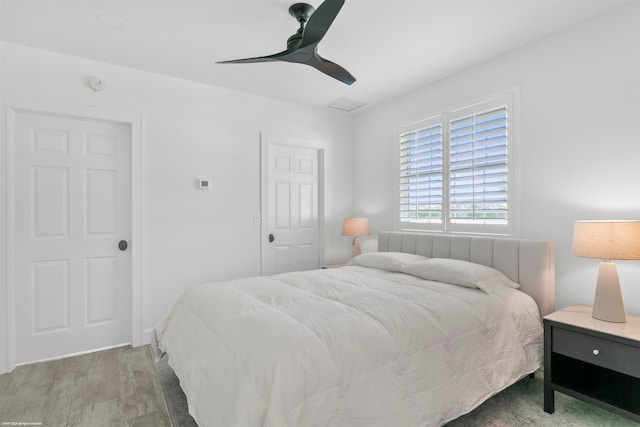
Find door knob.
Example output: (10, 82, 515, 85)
(118, 240, 128, 251)
(268, 234, 275, 243)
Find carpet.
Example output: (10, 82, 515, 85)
(155, 355, 198, 427)
(154, 362, 637, 427)
(446, 371, 637, 426)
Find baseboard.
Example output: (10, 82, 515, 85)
(15, 342, 130, 367)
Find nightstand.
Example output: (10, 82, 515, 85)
(543, 304, 640, 422)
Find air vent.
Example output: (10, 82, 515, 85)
(327, 97, 365, 112)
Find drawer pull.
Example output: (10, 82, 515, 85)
(593, 349, 600, 356)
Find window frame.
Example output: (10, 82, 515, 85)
(395, 90, 520, 236)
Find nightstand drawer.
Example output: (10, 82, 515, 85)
(552, 327, 640, 377)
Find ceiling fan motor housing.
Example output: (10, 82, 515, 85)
(287, 31, 303, 50)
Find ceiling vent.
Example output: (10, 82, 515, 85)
(327, 97, 365, 112)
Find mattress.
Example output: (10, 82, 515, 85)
(157, 264, 543, 426)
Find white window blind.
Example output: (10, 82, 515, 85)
(449, 106, 508, 225)
(397, 92, 516, 235)
(399, 121, 443, 223)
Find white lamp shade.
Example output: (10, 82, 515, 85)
(341, 218, 370, 237)
(572, 220, 640, 260)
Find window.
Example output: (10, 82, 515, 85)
(399, 117, 443, 223)
(397, 93, 517, 235)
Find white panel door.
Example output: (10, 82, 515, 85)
(13, 112, 131, 364)
(266, 143, 319, 275)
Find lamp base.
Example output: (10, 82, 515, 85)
(352, 237, 362, 258)
(592, 261, 626, 323)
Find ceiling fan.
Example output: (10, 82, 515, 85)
(217, 0, 356, 85)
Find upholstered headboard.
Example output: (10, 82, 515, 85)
(378, 231, 556, 317)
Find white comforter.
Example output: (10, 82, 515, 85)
(157, 265, 543, 427)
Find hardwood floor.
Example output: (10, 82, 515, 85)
(0, 345, 171, 427)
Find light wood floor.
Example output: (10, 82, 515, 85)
(0, 345, 171, 427)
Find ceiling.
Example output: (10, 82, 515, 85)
(0, 0, 628, 112)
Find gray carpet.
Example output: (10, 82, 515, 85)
(155, 355, 198, 427)
(446, 371, 638, 426)
(155, 362, 638, 427)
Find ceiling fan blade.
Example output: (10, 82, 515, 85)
(217, 50, 292, 64)
(300, 0, 345, 48)
(308, 53, 355, 85)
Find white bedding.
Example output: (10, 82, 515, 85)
(157, 265, 543, 427)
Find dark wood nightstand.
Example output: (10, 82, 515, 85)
(544, 304, 640, 422)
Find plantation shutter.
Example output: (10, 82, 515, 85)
(449, 105, 508, 224)
(399, 122, 443, 223)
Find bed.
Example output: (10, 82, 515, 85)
(156, 231, 555, 426)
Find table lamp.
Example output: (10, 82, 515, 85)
(342, 218, 370, 258)
(572, 220, 640, 323)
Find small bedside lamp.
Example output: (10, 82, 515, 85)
(572, 220, 640, 323)
(342, 217, 370, 258)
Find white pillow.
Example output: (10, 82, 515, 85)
(400, 258, 520, 293)
(347, 252, 427, 272)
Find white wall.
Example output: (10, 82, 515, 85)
(352, 2, 640, 314)
(0, 42, 354, 337)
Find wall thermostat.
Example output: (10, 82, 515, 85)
(196, 178, 211, 190)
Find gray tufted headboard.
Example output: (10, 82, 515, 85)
(378, 231, 556, 317)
